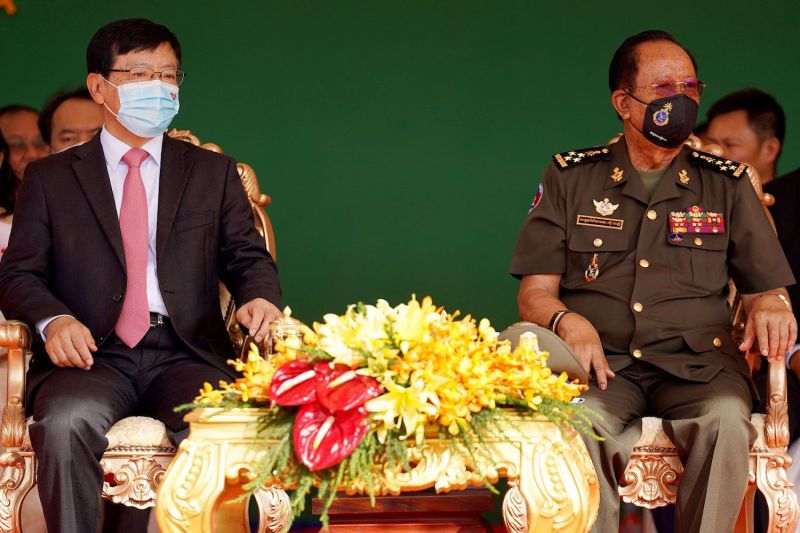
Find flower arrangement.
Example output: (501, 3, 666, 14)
(185, 296, 593, 526)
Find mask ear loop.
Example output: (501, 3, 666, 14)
(98, 75, 121, 118)
(623, 90, 650, 140)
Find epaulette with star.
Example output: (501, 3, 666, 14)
(689, 149, 748, 179)
(552, 146, 611, 170)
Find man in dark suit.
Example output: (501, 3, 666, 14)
(0, 19, 281, 533)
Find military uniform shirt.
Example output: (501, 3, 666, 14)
(510, 136, 795, 383)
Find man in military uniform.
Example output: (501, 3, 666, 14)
(511, 30, 797, 532)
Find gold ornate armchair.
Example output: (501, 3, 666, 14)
(0, 130, 277, 533)
(617, 139, 799, 532)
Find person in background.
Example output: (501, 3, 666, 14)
(706, 89, 784, 186)
(0, 105, 49, 179)
(0, 131, 13, 258)
(39, 87, 104, 153)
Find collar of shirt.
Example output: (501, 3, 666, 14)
(100, 126, 164, 171)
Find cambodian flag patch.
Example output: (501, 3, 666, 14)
(529, 184, 543, 213)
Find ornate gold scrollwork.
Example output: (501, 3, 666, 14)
(756, 453, 800, 533)
(252, 486, 291, 533)
(619, 453, 681, 508)
(502, 480, 528, 533)
(0, 452, 35, 533)
(156, 409, 599, 533)
(101, 456, 168, 509)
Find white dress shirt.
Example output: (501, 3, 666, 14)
(37, 127, 168, 339)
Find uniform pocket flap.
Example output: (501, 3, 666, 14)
(667, 232, 728, 251)
(683, 327, 735, 353)
(568, 229, 628, 252)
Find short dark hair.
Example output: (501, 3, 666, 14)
(707, 89, 786, 146)
(86, 18, 181, 77)
(0, 104, 38, 123)
(609, 30, 698, 93)
(38, 87, 94, 144)
(0, 130, 17, 216)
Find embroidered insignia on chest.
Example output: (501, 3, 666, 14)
(679, 169, 690, 184)
(553, 146, 611, 170)
(689, 150, 748, 179)
(593, 197, 619, 216)
(669, 205, 725, 240)
(653, 102, 672, 127)
(611, 167, 624, 182)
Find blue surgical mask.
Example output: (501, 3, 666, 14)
(102, 78, 180, 138)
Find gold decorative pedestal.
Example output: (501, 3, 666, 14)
(155, 408, 599, 533)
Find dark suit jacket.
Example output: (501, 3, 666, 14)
(765, 168, 800, 323)
(0, 133, 281, 405)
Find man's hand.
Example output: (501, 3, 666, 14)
(557, 313, 615, 390)
(43, 316, 97, 370)
(236, 298, 282, 343)
(739, 293, 798, 362)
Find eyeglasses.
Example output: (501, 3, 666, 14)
(629, 79, 706, 98)
(108, 67, 186, 86)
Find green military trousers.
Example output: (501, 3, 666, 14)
(580, 359, 755, 533)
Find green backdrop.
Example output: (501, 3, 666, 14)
(2, 0, 799, 328)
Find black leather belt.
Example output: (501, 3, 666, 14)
(149, 312, 170, 327)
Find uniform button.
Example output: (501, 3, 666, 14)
(694, 237, 703, 246)
(639, 259, 650, 268)
(647, 210, 657, 220)
(593, 238, 603, 247)
(713, 337, 722, 348)
(112, 293, 122, 302)
(632, 349, 643, 358)
(632, 302, 643, 312)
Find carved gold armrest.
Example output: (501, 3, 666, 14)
(0, 321, 30, 448)
(765, 359, 790, 449)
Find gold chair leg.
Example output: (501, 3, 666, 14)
(0, 452, 35, 533)
(755, 454, 799, 533)
(252, 485, 290, 533)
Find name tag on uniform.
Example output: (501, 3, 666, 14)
(576, 214, 624, 230)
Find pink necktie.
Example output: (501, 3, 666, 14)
(115, 148, 150, 348)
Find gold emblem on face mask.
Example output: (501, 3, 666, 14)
(611, 167, 624, 182)
(679, 169, 690, 184)
(653, 102, 672, 127)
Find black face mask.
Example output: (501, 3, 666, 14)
(626, 92, 698, 148)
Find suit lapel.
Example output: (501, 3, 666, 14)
(71, 136, 126, 270)
(156, 135, 193, 261)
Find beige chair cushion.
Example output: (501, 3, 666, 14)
(636, 413, 767, 452)
(105, 416, 172, 449)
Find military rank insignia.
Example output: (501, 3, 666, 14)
(553, 146, 611, 169)
(669, 205, 725, 241)
(689, 151, 747, 179)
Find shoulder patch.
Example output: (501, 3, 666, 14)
(688, 150, 748, 179)
(552, 146, 611, 170)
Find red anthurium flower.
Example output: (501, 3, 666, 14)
(314, 363, 383, 413)
(293, 402, 370, 471)
(269, 360, 317, 406)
